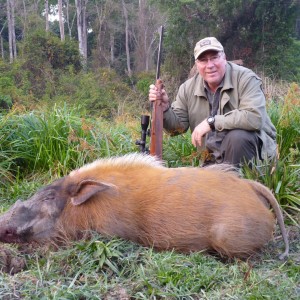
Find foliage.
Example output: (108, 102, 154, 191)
(1, 0, 300, 82)
(21, 29, 82, 71)
(153, 0, 300, 80)
(270, 82, 300, 159)
(62, 68, 134, 117)
(16, 29, 82, 99)
(0, 58, 144, 117)
(0, 95, 12, 109)
(135, 71, 156, 98)
(0, 104, 141, 182)
(241, 84, 300, 220)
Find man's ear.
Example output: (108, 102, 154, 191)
(71, 180, 116, 206)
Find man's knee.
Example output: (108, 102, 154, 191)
(224, 129, 256, 148)
(221, 129, 261, 165)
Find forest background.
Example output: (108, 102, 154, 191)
(0, 1, 299, 299)
(0, 0, 300, 114)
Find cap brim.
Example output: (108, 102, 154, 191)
(194, 46, 223, 60)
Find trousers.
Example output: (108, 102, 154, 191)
(206, 129, 262, 166)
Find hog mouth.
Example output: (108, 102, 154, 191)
(0, 227, 26, 244)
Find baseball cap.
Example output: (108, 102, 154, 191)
(194, 37, 224, 60)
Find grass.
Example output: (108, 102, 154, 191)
(0, 230, 299, 299)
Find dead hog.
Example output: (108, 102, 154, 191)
(0, 153, 289, 259)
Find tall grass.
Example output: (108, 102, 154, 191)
(242, 83, 300, 220)
(0, 104, 139, 183)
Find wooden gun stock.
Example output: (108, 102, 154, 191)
(149, 79, 163, 159)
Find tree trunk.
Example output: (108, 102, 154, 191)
(11, 0, 17, 59)
(75, 0, 87, 66)
(0, 36, 4, 60)
(134, 0, 164, 72)
(0, 22, 7, 60)
(66, 0, 74, 38)
(110, 33, 114, 65)
(22, 0, 27, 38)
(82, 1, 87, 59)
(122, 0, 132, 77)
(7, 0, 17, 63)
(58, 0, 65, 41)
(45, 0, 49, 32)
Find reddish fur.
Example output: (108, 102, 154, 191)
(53, 154, 286, 258)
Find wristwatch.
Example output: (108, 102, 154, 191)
(207, 116, 215, 130)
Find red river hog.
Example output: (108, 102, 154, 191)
(0, 153, 289, 259)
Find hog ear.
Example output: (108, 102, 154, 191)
(71, 180, 116, 206)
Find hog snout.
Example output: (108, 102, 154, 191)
(0, 227, 21, 243)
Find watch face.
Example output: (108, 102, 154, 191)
(207, 117, 214, 124)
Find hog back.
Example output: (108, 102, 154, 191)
(58, 160, 275, 258)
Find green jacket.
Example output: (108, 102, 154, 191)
(163, 62, 277, 159)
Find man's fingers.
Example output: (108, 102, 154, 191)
(191, 133, 202, 147)
(149, 84, 158, 102)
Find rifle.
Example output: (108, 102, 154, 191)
(136, 26, 164, 158)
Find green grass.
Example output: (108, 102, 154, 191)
(0, 105, 139, 182)
(0, 231, 299, 299)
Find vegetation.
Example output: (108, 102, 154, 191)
(1, 1, 300, 80)
(0, 231, 299, 299)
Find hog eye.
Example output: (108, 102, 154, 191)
(43, 191, 57, 201)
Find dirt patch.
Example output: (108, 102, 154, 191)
(0, 244, 26, 274)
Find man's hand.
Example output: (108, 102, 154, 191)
(149, 84, 170, 112)
(191, 120, 211, 147)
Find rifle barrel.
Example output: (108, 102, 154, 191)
(156, 26, 164, 80)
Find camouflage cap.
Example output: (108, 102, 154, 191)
(194, 37, 224, 60)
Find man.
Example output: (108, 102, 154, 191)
(149, 37, 277, 166)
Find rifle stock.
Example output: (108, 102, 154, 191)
(149, 26, 164, 159)
(149, 79, 163, 159)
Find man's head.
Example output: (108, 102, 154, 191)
(194, 37, 227, 91)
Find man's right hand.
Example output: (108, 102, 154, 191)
(149, 84, 170, 112)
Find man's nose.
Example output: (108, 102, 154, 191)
(206, 59, 215, 67)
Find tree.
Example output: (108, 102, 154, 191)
(45, 0, 49, 31)
(133, 0, 166, 72)
(6, 0, 17, 63)
(152, 0, 300, 80)
(91, 0, 119, 67)
(65, 0, 77, 38)
(58, 0, 64, 41)
(0, 22, 6, 59)
(122, 0, 132, 77)
(75, 0, 87, 65)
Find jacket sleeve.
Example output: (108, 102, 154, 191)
(163, 83, 190, 136)
(214, 76, 267, 132)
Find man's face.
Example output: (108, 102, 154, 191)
(196, 50, 227, 91)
